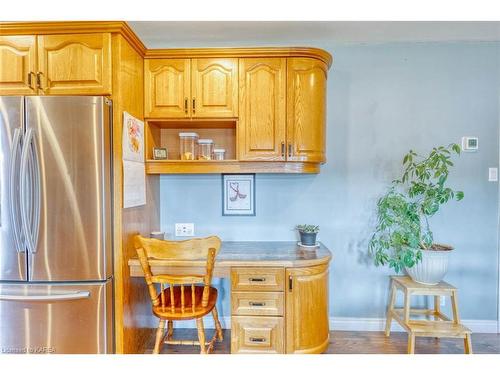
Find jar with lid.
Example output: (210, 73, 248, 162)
(213, 148, 226, 160)
(179, 132, 198, 160)
(197, 139, 214, 160)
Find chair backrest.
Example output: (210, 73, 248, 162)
(134, 235, 222, 311)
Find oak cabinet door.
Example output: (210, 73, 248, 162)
(287, 58, 327, 163)
(191, 58, 238, 118)
(145, 59, 191, 118)
(285, 264, 329, 354)
(0, 36, 37, 95)
(238, 58, 286, 161)
(37, 33, 111, 95)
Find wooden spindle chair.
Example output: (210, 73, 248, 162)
(134, 235, 223, 354)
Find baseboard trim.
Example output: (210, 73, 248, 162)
(165, 316, 499, 333)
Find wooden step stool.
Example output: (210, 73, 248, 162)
(385, 276, 472, 354)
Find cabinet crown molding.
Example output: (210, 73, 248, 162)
(0, 21, 147, 56)
(144, 47, 333, 68)
(0, 22, 333, 68)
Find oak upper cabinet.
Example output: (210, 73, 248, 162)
(287, 58, 328, 163)
(145, 58, 238, 118)
(0, 36, 37, 95)
(145, 59, 191, 118)
(285, 264, 329, 354)
(36, 33, 112, 95)
(191, 58, 238, 118)
(238, 58, 286, 161)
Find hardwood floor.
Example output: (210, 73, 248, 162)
(143, 328, 500, 354)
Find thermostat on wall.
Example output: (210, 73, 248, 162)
(461, 136, 479, 152)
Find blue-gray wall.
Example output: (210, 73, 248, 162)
(159, 42, 500, 322)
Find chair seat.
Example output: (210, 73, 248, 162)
(153, 285, 218, 320)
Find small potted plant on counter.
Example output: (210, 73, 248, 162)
(369, 144, 464, 285)
(296, 224, 320, 247)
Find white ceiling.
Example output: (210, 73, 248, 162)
(129, 21, 500, 48)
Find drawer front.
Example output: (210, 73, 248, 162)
(231, 316, 284, 354)
(231, 291, 284, 316)
(231, 267, 285, 291)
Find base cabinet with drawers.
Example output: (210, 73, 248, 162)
(230, 265, 329, 354)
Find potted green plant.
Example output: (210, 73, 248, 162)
(296, 224, 320, 246)
(369, 144, 464, 285)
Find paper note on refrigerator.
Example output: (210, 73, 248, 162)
(123, 160, 146, 208)
(122, 112, 146, 208)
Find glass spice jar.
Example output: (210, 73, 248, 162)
(179, 132, 198, 160)
(197, 139, 214, 160)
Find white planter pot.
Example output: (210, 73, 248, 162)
(405, 247, 453, 285)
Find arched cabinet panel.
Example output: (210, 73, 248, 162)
(145, 59, 190, 118)
(37, 33, 111, 95)
(238, 58, 286, 161)
(0, 36, 37, 95)
(191, 58, 238, 118)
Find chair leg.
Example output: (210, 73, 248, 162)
(153, 319, 166, 354)
(196, 318, 207, 354)
(212, 306, 224, 341)
(464, 333, 473, 354)
(166, 320, 174, 340)
(407, 333, 416, 354)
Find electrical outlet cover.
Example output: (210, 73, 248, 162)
(175, 223, 195, 237)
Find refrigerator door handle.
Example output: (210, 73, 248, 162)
(0, 291, 90, 302)
(9, 127, 24, 253)
(30, 128, 41, 253)
(20, 128, 35, 254)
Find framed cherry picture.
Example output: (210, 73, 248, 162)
(221, 174, 256, 216)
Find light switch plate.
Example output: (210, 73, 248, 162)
(489, 168, 498, 182)
(175, 223, 194, 237)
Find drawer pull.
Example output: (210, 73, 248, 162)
(249, 337, 266, 343)
(249, 277, 266, 282)
(249, 301, 266, 307)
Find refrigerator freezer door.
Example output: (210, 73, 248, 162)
(0, 96, 27, 281)
(25, 96, 112, 282)
(0, 280, 113, 354)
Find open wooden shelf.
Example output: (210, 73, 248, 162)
(145, 160, 320, 174)
(145, 119, 237, 162)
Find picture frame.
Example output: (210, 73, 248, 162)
(221, 174, 256, 216)
(153, 147, 168, 160)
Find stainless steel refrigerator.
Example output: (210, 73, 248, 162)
(0, 96, 113, 354)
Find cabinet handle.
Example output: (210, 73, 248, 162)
(249, 301, 266, 307)
(192, 98, 196, 114)
(289, 275, 293, 291)
(288, 143, 293, 158)
(281, 141, 285, 158)
(36, 72, 43, 90)
(249, 277, 266, 283)
(184, 97, 188, 114)
(249, 337, 266, 343)
(27, 72, 35, 89)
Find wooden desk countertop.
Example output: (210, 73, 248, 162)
(128, 241, 332, 277)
